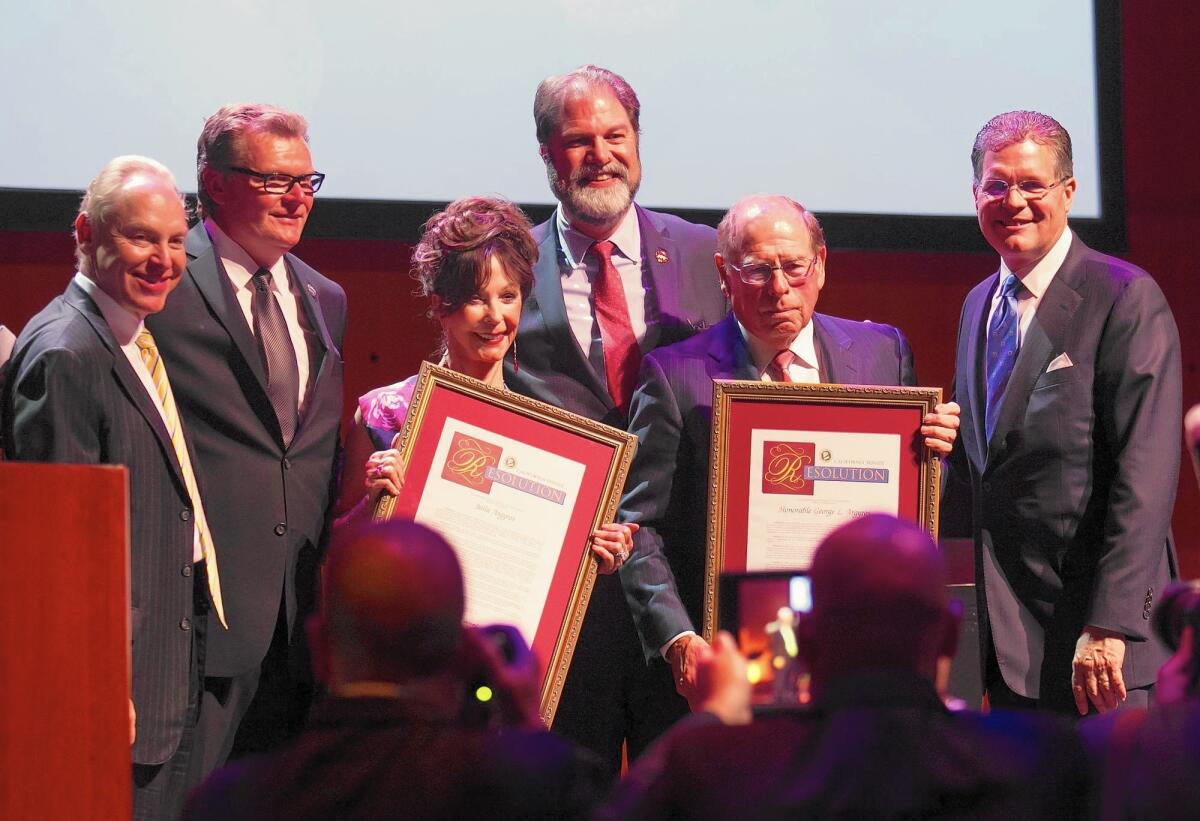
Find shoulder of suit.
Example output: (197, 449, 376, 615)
(15, 297, 106, 358)
(645, 318, 728, 367)
(639, 206, 716, 241)
(816, 312, 901, 340)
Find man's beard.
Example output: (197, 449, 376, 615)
(547, 160, 640, 226)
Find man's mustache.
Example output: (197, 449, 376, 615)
(571, 162, 629, 186)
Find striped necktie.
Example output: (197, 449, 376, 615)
(135, 328, 227, 629)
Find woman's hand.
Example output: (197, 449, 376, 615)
(590, 522, 639, 575)
(364, 448, 405, 499)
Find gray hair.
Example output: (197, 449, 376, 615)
(534, 65, 641, 145)
(971, 110, 1073, 183)
(717, 194, 826, 262)
(195, 103, 309, 218)
(76, 155, 182, 275)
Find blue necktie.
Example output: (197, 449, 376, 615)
(985, 274, 1021, 441)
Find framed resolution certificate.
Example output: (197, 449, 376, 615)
(372, 361, 637, 725)
(703, 381, 943, 640)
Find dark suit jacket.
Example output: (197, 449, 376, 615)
(183, 695, 605, 821)
(620, 312, 917, 658)
(600, 671, 1090, 821)
(145, 223, 346, 677)
(943, 233, 1180, 704)
(504, 205, 727, 428)
(2, 281, 197, 765)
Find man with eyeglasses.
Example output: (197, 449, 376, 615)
(146, 103, 347, 777)
(942, 110, 1181, 717)
(618, 194, 959, 727)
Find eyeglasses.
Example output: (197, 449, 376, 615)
(975, 176, 1070, 203)
(727, 258, 817, 286)
(225, 166, 326, 194)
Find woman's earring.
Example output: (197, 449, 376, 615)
(511, 335, 519, 373)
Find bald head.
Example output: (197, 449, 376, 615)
(803, 515, 956, 685)
(316, 520, 465, 684)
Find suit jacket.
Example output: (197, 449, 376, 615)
(943, 233, 1180, 704)
(2, 282, 197, 765)
(620, 312, 917, 658)
(600, 671, 1090, 821)
(504, 205, 727, 428)
(145, 223, 346, 676)
(183, 694, 605, 821)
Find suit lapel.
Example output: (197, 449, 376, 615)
(64, 283, 188, 490)
(185, 223, 270, 392)
(707, 314, 757, 379)
(811, 313, 856, 384)
(987, 246, 1083, 461)
(637, 206, 684, 348)
(529, 221, 613, 408)
(954, 275, 993, 471)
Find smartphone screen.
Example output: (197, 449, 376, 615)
(719, 571, 812, 707)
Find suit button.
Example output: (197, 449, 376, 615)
(181, 565, 192, 577)
(274, 523, 287, 536)
(982, 482, 991, 493)
(180, 509, 192, 522)
(179, 618, 192, 631)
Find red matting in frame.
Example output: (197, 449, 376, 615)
(704, 382, 942, 641)
(720, 399, 925, 572)
(389, 376, 626, 712)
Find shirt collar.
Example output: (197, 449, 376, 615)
(73, 272, 143, 344)
(555, 203, 640, 269)
(737, 317, 818, 376)
(999, 225, 1073, 299)
(205, 218, 289, 292)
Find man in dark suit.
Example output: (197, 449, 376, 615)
(601, 515, 1091, 821)
(620, 194, 959, 710)
(504, 65, 727, 778)
(942, 111, 1181, 715)
(184, 520, 604, 821)
(3, 156, 217, 818)
(146, 103, 347, 769)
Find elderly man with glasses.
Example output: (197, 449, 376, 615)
(145, 103, 347, 777)
(617, 194, 960, 725)
(941, 110, 1182, 717)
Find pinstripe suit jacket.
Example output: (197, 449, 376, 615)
(619, 312, 917, 658)
(2, 281, 198, 765)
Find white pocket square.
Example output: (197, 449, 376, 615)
(1046, 353, 1073, 372)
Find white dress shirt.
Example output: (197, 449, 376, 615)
(740, 318, 822, 383)
(556, 205, 651, 357)
(988, 226, 1073, 346)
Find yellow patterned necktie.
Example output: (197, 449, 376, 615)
(135, 328, 227, 629)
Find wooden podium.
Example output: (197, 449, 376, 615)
(0, 462, 131, 819)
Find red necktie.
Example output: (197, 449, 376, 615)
(590, 241, 641, 416)
(771, 349, 795, 383)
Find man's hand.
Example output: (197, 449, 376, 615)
(1155, 624, 1196, 706)
(1072, 625, 1127, 715)
(462, 624, 544, 730)
(666, 634, 711, 710)
(129, 698, 137, 746)
(693, 631, 752, 725)
(921, 401, 960, 455)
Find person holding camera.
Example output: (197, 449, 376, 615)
(184, 520, 605, 821)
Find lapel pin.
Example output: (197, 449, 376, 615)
(306, 283, 317, 297)
(655, 248, 669, 264)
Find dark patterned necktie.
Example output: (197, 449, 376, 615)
(985, 274, 1022, 441)
(251, 268, 300, 445)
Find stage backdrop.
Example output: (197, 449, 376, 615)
(1, 2, 1196, 575)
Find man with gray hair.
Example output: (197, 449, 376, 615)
(146, 103, 347, 769)
(618, 194, 959, 736)
(504, 65, 728, 779)
(2, 155, 215, 818)
(942, 110, 1181, 715)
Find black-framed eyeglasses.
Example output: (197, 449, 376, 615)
(975, 176, 1070, 203)
(727, 257, 817, 286)
(225, 166, 326, 194)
